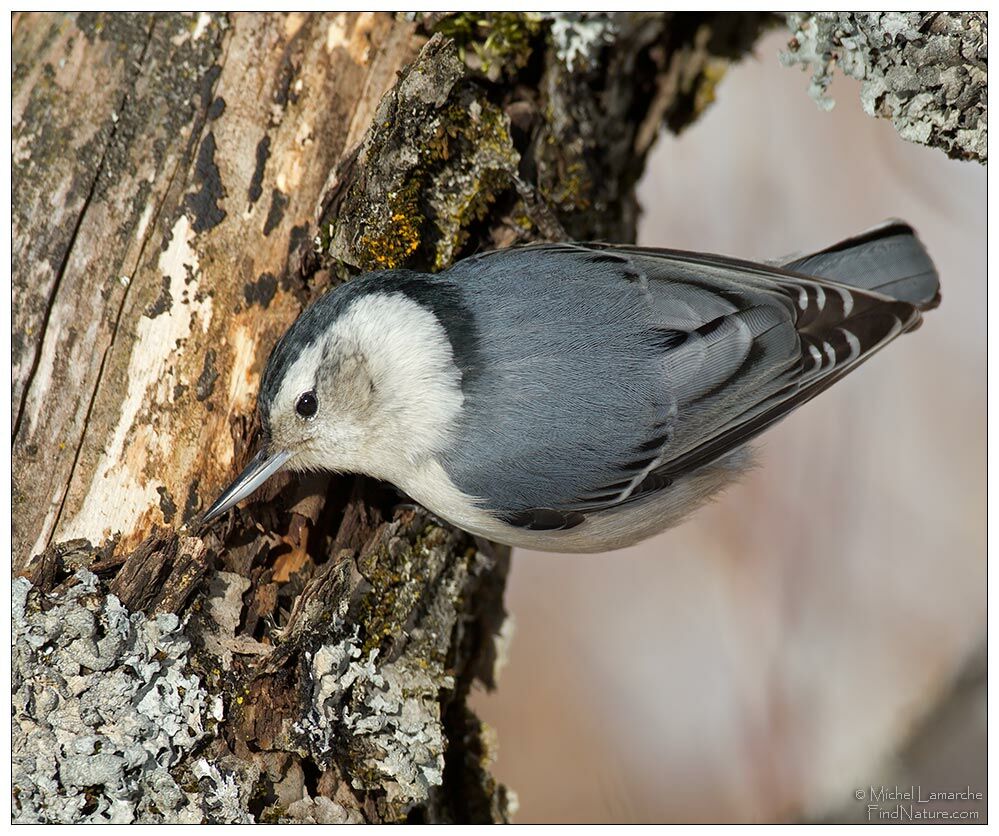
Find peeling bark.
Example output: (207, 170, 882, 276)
(13, 11, 419, 564)
(13, 11, 769, 823)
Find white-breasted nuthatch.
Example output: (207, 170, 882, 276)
(203, 221, 940, 553)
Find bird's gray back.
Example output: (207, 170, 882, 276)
(436, 246, 793, 513)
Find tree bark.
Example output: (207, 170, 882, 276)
(778, 12, 987, 163)
(12, 11, 770, 823)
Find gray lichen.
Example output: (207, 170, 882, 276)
(544, 12, 618, 72)
(780, 12, 987, 163)
(11, 571, 252, 824)
(284, 516, 493, 816)
(284, 795, 364, 824)
(13, 573, 206, 822)
(299, 632, 450, 806)
(11, 513, 511, 824)
(191, 759, 254, 824)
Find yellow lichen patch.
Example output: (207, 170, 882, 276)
(355, 180, 423, 270)
(543, 156, 592, 213)
(425, 96, 520, 269)
(328, 38, 519, 273)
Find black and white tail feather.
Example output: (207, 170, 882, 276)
(782, 219, 940, 309)
(612, 221, 936, 493)
(648, 220, 940, 483)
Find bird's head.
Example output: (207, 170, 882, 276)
(201, 274, 466, 524)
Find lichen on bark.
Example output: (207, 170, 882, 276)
(12, 572, 229, 823)
(323, 35, 521, 273)
(780, 12, 987, 163)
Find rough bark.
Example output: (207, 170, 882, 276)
(779, 12, 987, 163)
(12, 11, 768, 823)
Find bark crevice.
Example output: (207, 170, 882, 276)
(12, 16, 160, 443)
(46, 20, 235, 551)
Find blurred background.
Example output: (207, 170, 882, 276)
(471, 30, 986, 823)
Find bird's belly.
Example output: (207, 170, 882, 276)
(397, 450, 750, 554)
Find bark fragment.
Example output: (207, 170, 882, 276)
(780, 12, 987, 163)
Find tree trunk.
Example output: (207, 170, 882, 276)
(12, 11, 769, 823)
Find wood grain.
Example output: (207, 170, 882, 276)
(13, 12, 418, 568)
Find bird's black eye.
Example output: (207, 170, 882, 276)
(296, 390, 318, 418)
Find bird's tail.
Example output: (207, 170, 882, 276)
(783, 220, 941, 312)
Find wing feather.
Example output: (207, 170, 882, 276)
(468, 242, 924, 527)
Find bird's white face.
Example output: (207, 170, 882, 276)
(201, 290, 466, 524)
(266, 291, 466, 482)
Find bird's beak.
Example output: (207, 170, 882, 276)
(201, 446, 293, 524)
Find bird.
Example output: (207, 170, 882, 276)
(202, 221, 940, 553)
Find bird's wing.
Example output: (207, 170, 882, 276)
(479, 243, 924, 531)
